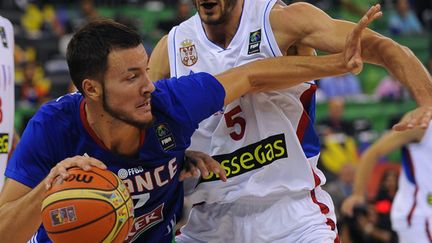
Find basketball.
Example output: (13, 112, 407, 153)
(41, 167, 134, 243)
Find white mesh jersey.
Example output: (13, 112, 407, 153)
(0, 16, 14, 190)
(391, 121, 432, 229)
(168, 0, 325, 204)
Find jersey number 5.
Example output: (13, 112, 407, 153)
(224, 105, 246, 141)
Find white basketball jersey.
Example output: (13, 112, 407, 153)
(0, 16, 14, 190)
(391, 122, 432, 228)
(168, 0, 324, 204)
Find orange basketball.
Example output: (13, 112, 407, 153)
(41, 167, 134, 243)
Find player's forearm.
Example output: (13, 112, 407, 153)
(218, 53, 350, 104)
(0, 182, 45, 242)
(352, 150, 379, 197)
(246, 53, 349, 91)
(365, 37, 432, 105)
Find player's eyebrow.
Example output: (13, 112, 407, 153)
(127, 67, 141, 72)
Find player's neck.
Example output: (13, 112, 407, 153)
(85, 103, 141, 157)
(202, 0, 243, 48)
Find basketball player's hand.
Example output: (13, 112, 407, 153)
(341, 194, 365, 217)
(45, 155, 107, 190)
(344, 4, 382, 75)
(180, 150, 227, 182)
(393, 106, 432, 131)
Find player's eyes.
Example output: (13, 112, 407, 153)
(126, 74, 138, 81)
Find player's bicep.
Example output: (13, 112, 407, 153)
(273, 3, 375, 54)
(148, 35, 170, 81)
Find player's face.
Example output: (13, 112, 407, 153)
(193, 0, 239, 25)
(102, 44, 155, 129)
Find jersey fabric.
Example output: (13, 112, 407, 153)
(0, 16, 14, 190)
(168, 0, 337, 241)
(391, 122, 432, 242)
(6, 72, 225, 243)
(169, 0, 323, 205)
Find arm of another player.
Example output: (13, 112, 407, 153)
(148, 35, 171, 81)
(274, 3, 432, 127)
(215, 5, 377, 105)
(341, 115, 424, 216)
(180, 150, 227, 182)
(0, 155, 106, 242)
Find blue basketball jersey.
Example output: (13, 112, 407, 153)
(6, 72, 225, 243)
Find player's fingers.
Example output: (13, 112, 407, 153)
(355, 4, 382, 33)
(419, 115, 432, 129)
(84, 154, 107, 169)
(45, 173, 56, 190)
(199, 156, 227, 182)
(419, 108, 432, 128)
(215, 165, 227, 182)
(56, 161, 71, 179)
(46, 166, 63, 189)
(195, 159, 210, 178)
(392, 122, 408, 131)
(370, 11, 383, 23)
(179, 170, 194, 181)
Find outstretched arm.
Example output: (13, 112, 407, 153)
(272, 3, 432, 123)
(216, 5, 380, 105)
(341, 115, 424, 216)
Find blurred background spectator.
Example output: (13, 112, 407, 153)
(317, 97, 355, 136)
(374, 73, 407, 102)
(388, 0, 423, 36)
(318, 73, 363, 100)
(324, 163, 356, 228)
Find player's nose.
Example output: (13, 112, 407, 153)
(140, 74, 155, 95)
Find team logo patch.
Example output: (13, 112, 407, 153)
(50, 206, 77, 226)
(0, 133, 9, 154)
(199, 134, 288, 182)
(0, 26, 7, 48)
(155, 124, 176, 151)
(180, 39, 198, 66)
(247, 29, 261, 54)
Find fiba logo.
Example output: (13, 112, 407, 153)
(117, 169, 128, 179)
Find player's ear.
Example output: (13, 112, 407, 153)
(82, 79, 102, 101)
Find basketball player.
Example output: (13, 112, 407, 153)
(342, 114, 432, 243)
(0, 16, 371, 242)
(0, 16, 15, 191)
(148, 1, 432, 242)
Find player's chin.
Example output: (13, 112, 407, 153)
(138, 113, 154, 125)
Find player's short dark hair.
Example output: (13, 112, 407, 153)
(66, 18, 142, 95)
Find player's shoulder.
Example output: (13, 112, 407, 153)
(270, 1, 319, 19)
(152, 72, 221, 111)
(154, 72, 218, 93)
(33, 93, 82, 126)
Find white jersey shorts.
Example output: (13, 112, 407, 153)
(176, 187, 338, 243)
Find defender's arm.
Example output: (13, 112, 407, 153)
(148, 35, 171, 81)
